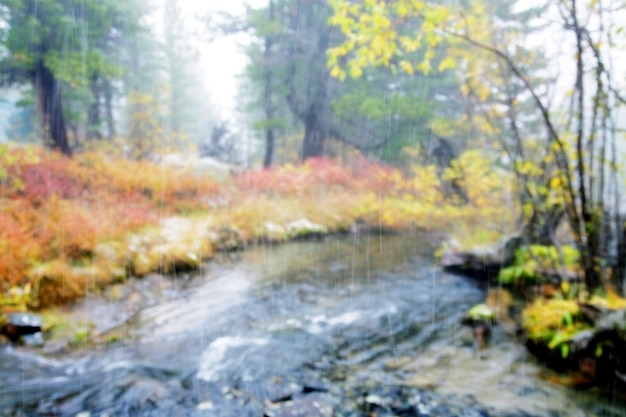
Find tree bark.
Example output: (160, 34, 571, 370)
(103, 79, 116, 139)
(87, 73, 103, 140)
(262, 0, 276, 168)
(301, 109, 326, 160)
(300, 31, 331, 161)
(34, 60, 72, 156)
(523, 206, 564, 246)
(263, 127, 275, 168)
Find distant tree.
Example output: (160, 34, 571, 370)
(0, 0, 142, 155)
(163, 0, 204, 144)
(198, 120, 241, 163)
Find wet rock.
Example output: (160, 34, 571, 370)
(258, 376, 303, 403)
(461, 304, 495, 349)
(196, 400, 214, 411)
(1, 313, 43, 344)
(440, 233, 521, 279)
(258, 222, 288, 243)
(211, 225, 245, 251)
(302, 384, 329, 395)
(264, 392, 334, 417)
(20, 332, 44, 347)
(353, 385, 493, 417)
(42, 338, 69, 355)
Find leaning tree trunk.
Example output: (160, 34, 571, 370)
(35, 60, 72, 156)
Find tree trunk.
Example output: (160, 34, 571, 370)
(301, 110, 326, 160)
(617, 222, 626, 295)
(262, 0, 275, 168)
(522, 205, 563, 246)
(103, 79, 116, 140)
(34, 60, 72, 156)
(87, 74, 103, 140)
(263, 128, 275, 168)
(300, 31, 331, 161)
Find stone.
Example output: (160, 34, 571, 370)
(196, 401, 214, 411)
(264, 393, 333, 417)
(211, 225, 244, 251)
(20, 331, 44, 347)
(440, 233, 522, 279)
(1, 313, 42, 343)
(286, 219, 328, 239)
(258, 222, 287, 243)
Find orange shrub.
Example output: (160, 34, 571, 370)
(29, 260, 86, 308)
(35, 198, 99, 259)
(0, 212, 40, 289)
(0, 145, 221, 303)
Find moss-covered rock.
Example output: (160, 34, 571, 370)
(522, 295, 626, 386)
(286, 219, 328, 239)
(499, 245, 582, 286)
(256, 222, 288, 243)
(126, 218, 214, 276)
(210, 225, 244, 251)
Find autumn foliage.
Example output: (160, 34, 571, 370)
(0, 144, 219, 306)
(229, 151, 516, 237)
(0, 143, 516, 309)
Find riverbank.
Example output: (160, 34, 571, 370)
(0, 144, 516, 313)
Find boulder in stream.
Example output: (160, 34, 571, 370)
(1, 313, 44, 346)
(440, 233, 522, 279)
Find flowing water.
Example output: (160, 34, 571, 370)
(0, 233, 624, 416)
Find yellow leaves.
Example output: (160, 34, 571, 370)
(416, 59, 431, 75)
(330, 65, 347, 80)
(423, 4, 452, 26)
(399, 60, 414, 74)
(395, 3, 409, 18)
(399, 35, 421, 53)
(473, 81, 491, 101)
(402, 145, 420, 159)
(348, 64, 363, 78)
(327, 0, 456, 79)
(549, 176, 562, 189)
(438, 56, 456, 71)
(516, 160, 538, 176)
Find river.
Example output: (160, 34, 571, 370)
(0, 233, 624, 416)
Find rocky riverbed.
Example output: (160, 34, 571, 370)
(1, 234, 624, 416)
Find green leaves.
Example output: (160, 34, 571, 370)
(467, 303, 495, 321)
(1, 0, 139, 92)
